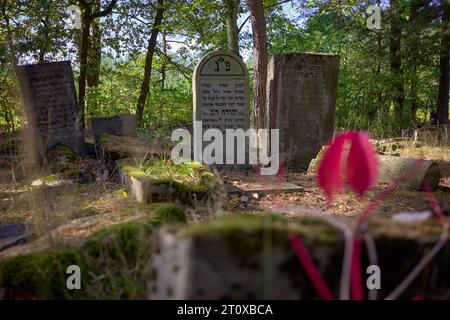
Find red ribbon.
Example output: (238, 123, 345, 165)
(290, 234, 335, 300)
(350, 237, 364, 300)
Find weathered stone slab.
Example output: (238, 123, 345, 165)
(117, 159, 222, 206)
(266, 53, 339, 170)
(99, 134, 169, 170)
(91, 113, 137, 143)
(414, 125, 450, 145)
(378, 155, 441, 191)
(148, 215, 450, 300)
(16, 61, 86, 163)
(193, 50, 250, 166)
(0, 224, 28, 252)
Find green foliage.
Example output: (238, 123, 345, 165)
(85, 54, 192, 135)
(0, 0, 446, 139)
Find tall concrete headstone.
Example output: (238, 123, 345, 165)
(17, 61, 86, 162)
(193, 50, 250, 166)
(267, 53, 339, 170)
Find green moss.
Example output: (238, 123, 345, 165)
(169, 214, 341, 271)
(185, 161, 206, 171)
(37, 169, 95, 186)
(47, 144, 77, 162)
(49, 162, 79, 173)
(0, 203, 187, 299)
(0, 220, 157, 299)
(181, 214, 339, 244)
(99, 133, 111, 144)
(83, 221, 155, 264)
(42, 170, 82, 183)
(0, 248, 87, 299)
(121, 166, 149, 179)
(118, 158, 221, 206)
(149, 203, 187, 226)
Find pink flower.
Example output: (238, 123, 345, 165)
(317, 131, 378, 203)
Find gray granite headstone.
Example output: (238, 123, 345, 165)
(193, 50, 250, 166)
(267, 53, 339, 170)
(17, 61, 86, 163)
(91, 113, 137, 143)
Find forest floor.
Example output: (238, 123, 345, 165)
(0, 139, 449, 253)
(224, 140, 450, 217)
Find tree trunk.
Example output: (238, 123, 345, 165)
(87, 1, 102, 87)
(225, 0, 240, 56)
(38, 50, 45, 63)
(78, 10, 91, 132)
(436, 0, 449, 124)
(1, 1, 16, 68)
(135, 0, 165, 124)
(247, 0, 267, 132)
(406, 0, 423, 119)
(1, 1, 16, 134)
(77, 0, 117, 132)
(161, 29, 167, 90)
(389, 0, 405, 117)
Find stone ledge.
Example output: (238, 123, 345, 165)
(99, 134, 169, 170)
(149, 214, 449, 299)
(117, 159, 223, 206)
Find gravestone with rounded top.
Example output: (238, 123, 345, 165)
(193, 50, 250, 166)
(17, 61, 86, 163)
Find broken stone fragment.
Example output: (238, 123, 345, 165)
(31, 169, 96, 187)
(377, 155, 441, 191)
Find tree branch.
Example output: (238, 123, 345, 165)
(156, 48, 191, 82)
(238, 0, 293, 34)
(90, 0, 117, 19)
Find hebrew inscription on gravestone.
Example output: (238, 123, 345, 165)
(17, 61, 86, 162)
(193, 50, 250, 166)
(267, 53, 339, 170)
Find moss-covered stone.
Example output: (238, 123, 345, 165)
(118, 159, 222, 206)
(181, 213, 340, 245)
(0, 203, 187, 299)
(46, 144, 77, 163)
(0, 248, 87, 299)
(151, 214, 450, 300)
(31, 169, 96, 187)
(117, 160, 149, 179)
